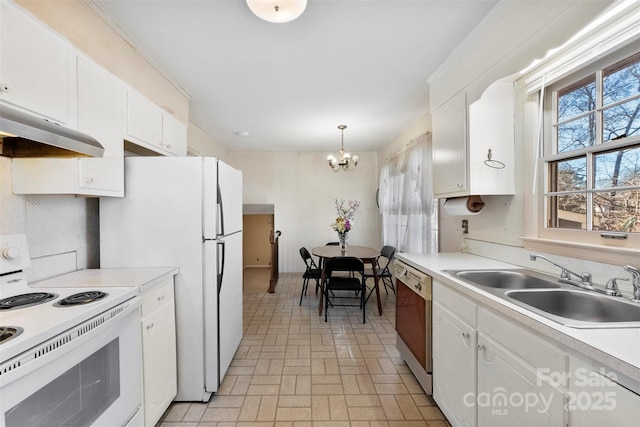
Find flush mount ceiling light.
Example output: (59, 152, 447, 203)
(246, 0, 307, 23)
(327, 125, 359, 172)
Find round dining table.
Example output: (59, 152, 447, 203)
(311, 245, 383, 316)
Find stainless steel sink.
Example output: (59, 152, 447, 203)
(506, 289, 640, 327)
(448, 269, 561, 290)
(445, 268, 640, 328)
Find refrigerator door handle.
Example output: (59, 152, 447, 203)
(217, 183, 225, 237)
(217, 239, 226, 293)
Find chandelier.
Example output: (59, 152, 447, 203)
(246, 0, 307, 23)
(327, 125, 359, 172)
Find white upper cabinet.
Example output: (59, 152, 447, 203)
(126, 89, 163, 149)
(468, 78, 515, 195)
(12, 55, 125, 196)
(161, 112, 187, 156)
(432, 92, 468, 197)
(0, 2, 76, 127)
(432, 78, 515, 198)
(125, 89, 187, 157)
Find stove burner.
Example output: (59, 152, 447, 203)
(0, 326, 23, 344)
(0, 292, 58, 310)
(54, 291, 108, 307)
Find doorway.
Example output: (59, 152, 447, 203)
(243, 204, 274, 294)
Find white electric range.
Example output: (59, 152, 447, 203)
(0, 234, 143, 427)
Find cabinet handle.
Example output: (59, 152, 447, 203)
(457, 183, 463, 188)
(146, 323, 154, 330)
(85, 177, 94, 183)
(477, 344, 485, 352)
(1, 84, 8, 92)
(157, 295, 165, 302)
(461, 332, 469, 339)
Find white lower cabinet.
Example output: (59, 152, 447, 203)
(433, 281, 640, 427)
(433, 281, 569, 427)
(568, 356, 640, 426)
(433, 299, 477, 427)
(140, 279, 177, 427)
(477, 307, 568, 426)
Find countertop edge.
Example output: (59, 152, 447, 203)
(395, 252, 640, 385)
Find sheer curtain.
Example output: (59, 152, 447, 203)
(378, 133, 437, 254)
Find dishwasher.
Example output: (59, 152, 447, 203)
(395, 260, 433, 394)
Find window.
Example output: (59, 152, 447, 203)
(378, 135, 437, 254)
(544, 51, 640, 239)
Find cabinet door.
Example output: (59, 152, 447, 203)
(78, 157, 124, 195)
(142, 301, 177, 427)
(0, 2, 75, 126)
(432, 92, 467, 198)
(77, 56, 124, 196)
(161, 112, 187, 156)
(477, 333, 566, 427)
(433, 301, 477, 427)
(468, 79, 515, 195)
(126, 89, 163, 148)
(569, 358, 640, 426)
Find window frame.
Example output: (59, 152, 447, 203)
(534, 46, 640, 261)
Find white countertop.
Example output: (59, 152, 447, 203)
(396, 252, 640, 384)
(31, 267, 179, 293)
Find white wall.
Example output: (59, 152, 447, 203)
(187, 124, 229, 161)
(228, 151, 380, 272)
(378, 113, 431, 161)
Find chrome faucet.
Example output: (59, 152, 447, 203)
(529, 254, 594, 289)
(623, 265, 640, 302)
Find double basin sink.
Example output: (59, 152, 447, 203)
(445, 269, 640, 328)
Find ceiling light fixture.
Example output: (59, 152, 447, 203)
(327, 125, 359, 173)
(246, 0, 307, 23)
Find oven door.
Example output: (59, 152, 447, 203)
(0, 302, 142, 427)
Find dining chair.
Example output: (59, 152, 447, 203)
(299, 247, 322, 305)
(363, 245, 396, 295)
(323, 257, 366, 323)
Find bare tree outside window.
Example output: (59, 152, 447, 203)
(548, 52, 640, 233)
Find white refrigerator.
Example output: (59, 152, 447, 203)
(100, 157, 243, 402)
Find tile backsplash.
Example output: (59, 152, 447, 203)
(1, 157, 99, 283)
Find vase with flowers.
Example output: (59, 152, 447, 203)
(330, 199, 360, 251)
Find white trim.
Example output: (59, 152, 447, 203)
(523, 0, 640, 94)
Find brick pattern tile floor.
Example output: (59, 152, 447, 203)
(158, 269, 450, 427)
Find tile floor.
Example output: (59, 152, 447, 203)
(158, 268, 450, 427)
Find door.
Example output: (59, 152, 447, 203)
(217, 160, 243, 235)
(218, 231, 243, 385)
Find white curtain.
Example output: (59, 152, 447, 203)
(378, 133, 437, 254)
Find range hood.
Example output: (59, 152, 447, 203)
(0, 104, 104, 157)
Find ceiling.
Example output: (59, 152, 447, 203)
(91, 0, 498, 153)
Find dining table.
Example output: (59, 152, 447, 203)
(311, 245, 383, 317)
